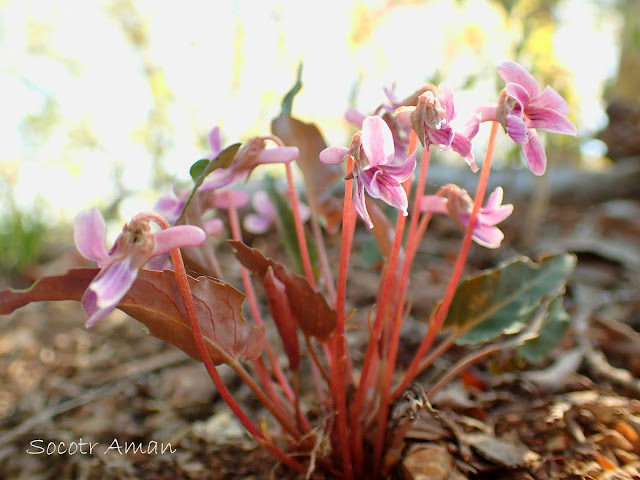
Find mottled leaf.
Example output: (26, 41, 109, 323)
(445, 253, 576, 344)
(271, 71, 343, 233)
(0, 268, 265, 365)
(517, 294, 570, 364)
(229, 240, 337, 341)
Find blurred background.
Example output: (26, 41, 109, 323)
(1, 0, 638, 277)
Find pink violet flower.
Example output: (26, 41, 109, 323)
(243, 190, 310, 234)
(199, 133, 299, 192)
(394, 85, 477, 171)
(320, 115, 417, 229)
(74, 208, 206, 327)
(468, 61, 577, 175)
(420, 186, 513, 248)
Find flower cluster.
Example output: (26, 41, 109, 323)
(4, 58, 580, 479)
(322, 61, 575, 230)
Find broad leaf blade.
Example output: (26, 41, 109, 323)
(178, 142, 241, 223)
(0, 268, 95, 313)
(229, 240, 337, 341)
(271, 70, 343, 233)
(517, 294, 570, 364)
(446, 253, 576, 344)
(0, 269, 265, 365)
(189, 158, 210, 181)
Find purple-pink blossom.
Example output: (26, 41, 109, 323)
(394, 85, 476, 171)
(74, 208, 206, 327)
(200, 132, 299, 192)
(468, 61, 577, 175)
(420, 186, 513, 248)
(320, 115, 416, 229)
(243, 191, 310, 234)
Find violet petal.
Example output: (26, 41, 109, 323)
(345, 108, 366, 127)
(319, 146, 349, 165)
(525, 105, 577, 135)
(506, 115, 529, 144)
(480, 204, 514, 225)
(255, 146, 299, 165)
(208, 126, 222, 157)
(438, 84, 455, 121)
(450, 132, 477, 172)
(381, 150, 417, 183)
(522, 130, 547, 175)
(83, 258, 138, 328)
(505, 82, 531, 109)
(420, 195, 449, 214)
(497, 61, 540, 98)
(210, 190, 250, 209)
(535, 86, 570, 116)
(426, 124, 454, 148)
(74, 208, 110, 265)
(244, 213, 272, 234)
(472, 224, 504, 249)
(362, 116, 395, 167)
(153, 225, 206, 257)
(353, 178, 373, 229)
(483, 186, 504, 210)
(372, 174, 408, 214)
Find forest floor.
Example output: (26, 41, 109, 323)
(1, 195, 639, 479)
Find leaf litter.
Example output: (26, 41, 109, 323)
(1, 199, 640, 479)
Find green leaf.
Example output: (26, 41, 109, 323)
(280, 63, 303, 116)
(517, 294, 570, 364)
(178, 143, 241, 223)
(444, 253, 576, 344)
(189, 158, 210, 181)
(265, 176, 317, 277)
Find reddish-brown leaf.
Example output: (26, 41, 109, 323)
(229, 240, 337, 341)
(271, 112, 344, 233)
(0, 268, 265, 365)
(263, 266, 300, 370)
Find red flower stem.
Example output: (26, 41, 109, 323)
(330, 155, 356, 480)
(395, 120, 499, 397)
(311, 211, 336, 303)
(285, 163, 316, 290)
(144, 217, 299, 439)
(350, 132, 418, 474)
(372, 142, 430, 474)
(146, 215, 306, 474)
(363, 331, 456, 432)
(305, 334, 332, 385)
(226, 195, 300, 411)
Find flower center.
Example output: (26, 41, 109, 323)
(421, 91, 446, 130)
